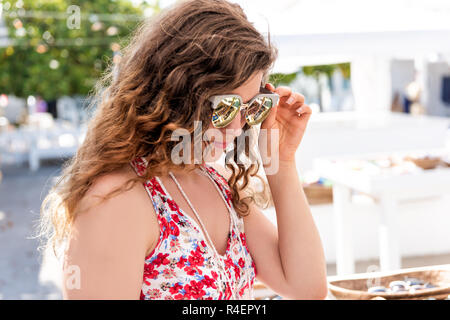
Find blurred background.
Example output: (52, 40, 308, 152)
(0, 0, 449, 299)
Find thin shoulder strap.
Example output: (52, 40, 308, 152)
(129, 157, 167, 199)
(201, 164, 234, 209)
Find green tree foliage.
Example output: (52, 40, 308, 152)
(302, 63, 350, 79)
(0, 0, 156, 101)
(268, 63, 350, 87)
(269, 70, 299, 87)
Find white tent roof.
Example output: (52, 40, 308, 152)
(231, 0, 450, 72)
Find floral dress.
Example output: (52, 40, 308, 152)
(129, 157, 257, 300)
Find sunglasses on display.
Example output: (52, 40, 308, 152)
(208, 86, 280, 128)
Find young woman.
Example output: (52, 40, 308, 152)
(39, 0, 327, 300)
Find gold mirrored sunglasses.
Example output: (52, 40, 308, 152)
(208, 86, 279, 128)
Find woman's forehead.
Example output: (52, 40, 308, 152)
(230, 71, 264, 102)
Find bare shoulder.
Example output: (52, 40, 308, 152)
(72, 163, 158, 256)
(64, 164, 157, 298)
(78, 164, 142, 215)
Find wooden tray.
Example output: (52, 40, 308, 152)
(328, 264, 450, 300)
(403, 156, 442, 170)
(303, 183, 333, 205)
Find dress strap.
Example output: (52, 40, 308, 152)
(200, 163, 234, 210)
(129, 157, 171, 216)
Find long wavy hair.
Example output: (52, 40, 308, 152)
(38, 0, 278, 254)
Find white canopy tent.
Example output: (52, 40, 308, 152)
(232, 0, 450, 114)
(231, 0, 450, 67)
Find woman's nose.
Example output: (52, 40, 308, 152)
(225, 111, 245, 136)
(226, 109, 246, 132)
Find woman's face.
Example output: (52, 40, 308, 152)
(205, 71, 264, 150)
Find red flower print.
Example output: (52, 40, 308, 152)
(184, 280, 206, 300)
(239, 282, 249, 296)
(131, 157, 258, 300)
(167, 199, 180, 213)
(225, 257, 234, 270)
(152, 253, 170, 267)
(224, 284, 232, 299)
(152, 179, 166, 195)
(188, 249, 204, 268)
(184, 266, 197, 276)
(239, 232, 247, 247)
(198, 240, 207, 253)
(148, 184, 157, 197)
(146, 288, 162, 299)
(169, 239, 179, 253)
(160, 217, 170, 239)
(143, 263, 159, 282)
(170, 213, 180, 223)
(162, 268, 176, 279)
(176, 256, 187, 268)
(201, 275, 217, 289)
(168, 220, 180, 236)
(174, 293, 188, 300)
(169, 282, 183, 295)
(233, 264, 240, 279)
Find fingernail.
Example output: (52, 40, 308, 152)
(296, 106, 304, 113)
(286, 96, 295, 104)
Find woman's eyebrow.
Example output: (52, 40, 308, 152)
(243, 90, 262, 104)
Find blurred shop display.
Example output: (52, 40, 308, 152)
(313, 148, 450, 275)
(0, 95, 88, 171)
(269, 64, 354, 113)
(303, 179, 333, 205)
(420, 61, 450, 118)
(441, 76, 450, 106)
(328, 264, 450, 300)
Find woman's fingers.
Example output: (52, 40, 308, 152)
(295, 104, 312, 115)
(285, 92, 305, 109)
(265, 83, 307, 112)
(274, 85, 292, 98)
(265, 82, 276, 92)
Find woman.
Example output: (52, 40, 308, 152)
(39, 0, 327, 300)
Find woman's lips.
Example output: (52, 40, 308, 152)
(213, 140, 228, 149)
(207, 137, 231, 149)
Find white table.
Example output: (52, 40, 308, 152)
(313, 149, 450, 275)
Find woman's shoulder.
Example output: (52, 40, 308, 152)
(72, 164, 159, 257)
(80, 164, 139, 211)
(76, 165, 157, 235)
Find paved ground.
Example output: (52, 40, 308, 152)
(0, 160, 449, 299)
(0, 160, 63, 299)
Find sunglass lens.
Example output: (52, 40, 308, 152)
(212, 97, 241, 128)
(245, 97, 273, 125)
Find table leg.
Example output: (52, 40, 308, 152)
(332, 183, 355, 275)
(379, 195, 401, 271)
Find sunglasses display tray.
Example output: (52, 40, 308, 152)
(327, 264, 450, 300)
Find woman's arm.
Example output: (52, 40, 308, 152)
(256, 161, 327, 299)
(215, 83, 328, 299)
(63, 169, 159, 299)
(215, 163, 328, 300)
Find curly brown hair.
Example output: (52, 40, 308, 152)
(38, 0, 278, 253)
